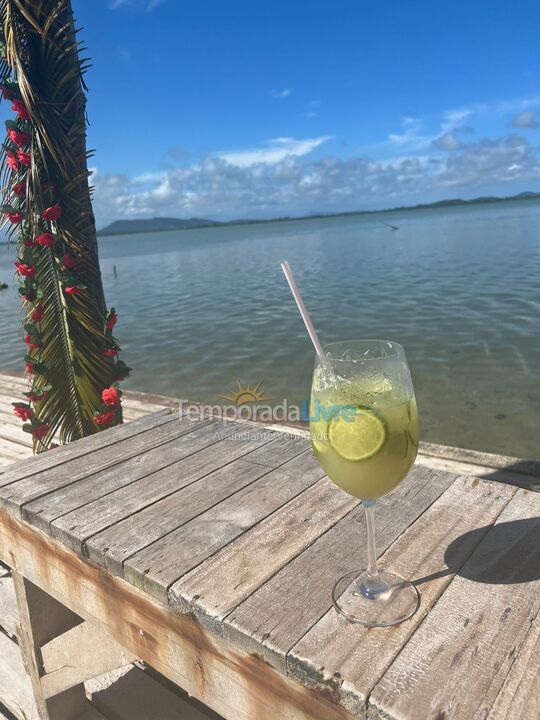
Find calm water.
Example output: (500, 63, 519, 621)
(1, 201, 539, 458)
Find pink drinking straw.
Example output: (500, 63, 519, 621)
(280, 261, 329, 369)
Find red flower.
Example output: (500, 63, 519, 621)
(23, 237, 35, 248)
(41, 204, 62, 221)
(6, 150, 20, 171)
(26, 391, 48, 402)
(12, 181, 26, 196)
(106, 310, 118, 329)
(7, 212, 23, 224)
(13, 404, 33, 421)
(31, 303, 45, 322)
(64, 286, 83, 295)
(32, 423, 49, 441)
(102, 386, 121, 406)
(94, 410, 116, 426)
(24, 361, 34, 374)
(102, 348, 119, 357)
(35, 233, 55, 248)
(17, 148, 31, 167)
(11, 100, 29, 121)
(8, 129, 31, 146)
(24, 334, 41, 350)
(15, 261, 35, 276)
(62, 253, 77, 270)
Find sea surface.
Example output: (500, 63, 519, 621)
(1, 200, 539, 459)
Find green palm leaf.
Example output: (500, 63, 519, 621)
(1, 0, 129, 450)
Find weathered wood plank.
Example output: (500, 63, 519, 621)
(287, 476, 516, 716)
(370, 488, 540, 720)
(0, 438, 31, 463)
(83, 435, 307, 576)
(0, 508, 356, 720)
(52, 426, 279, 561)
(22, 417, 220, 534)
(0, 408, 173, 489)
(125, 451, 331, 603)
(0, 574, 18, 637)
(0, 412, 188, 515)
(12, 572, 88, 720)
(0, 422, 33, 448)
(40, 621, 136, 699)
(417, 452, 540, 491)
(174, 465, 457, 671)
(0, 631, 38, 719)
(419, 440, 540, 477)
(487, 611, 539, 720)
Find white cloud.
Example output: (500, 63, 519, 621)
(391, 110, 472, 151)
(216, 136, 332, 167)
(271, 89, 291, 99)
(432, 132, 463, 151)
(91, 133, 540, 227)
(389, 117, 425, 146)
(510, 110, 540, 129)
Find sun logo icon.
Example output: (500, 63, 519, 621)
(219, 381, 272, 406)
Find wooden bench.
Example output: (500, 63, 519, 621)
(0, 408, 538, 720)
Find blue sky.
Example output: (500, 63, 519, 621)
(55, 1, 540, 222)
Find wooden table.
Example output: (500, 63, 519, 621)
(0, 408, 538, 720)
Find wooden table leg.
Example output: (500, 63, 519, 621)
(12, 571, 89, 720)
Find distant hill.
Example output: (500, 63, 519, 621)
(97, 217, 221, 236)
(96, 191, 540, 237)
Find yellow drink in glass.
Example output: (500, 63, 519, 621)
(310, 374, 419, 499)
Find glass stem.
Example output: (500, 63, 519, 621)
(359, 499, 386, 598)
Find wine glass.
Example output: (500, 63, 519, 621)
(310, 339, 420, 626)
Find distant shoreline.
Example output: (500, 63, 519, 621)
(96, 191, 540, 237)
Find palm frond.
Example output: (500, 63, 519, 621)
(0, 0, 129, 450)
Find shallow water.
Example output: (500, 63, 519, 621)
(1, 200, 539, 459)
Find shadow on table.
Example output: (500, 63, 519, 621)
(412, 517, 540, 587)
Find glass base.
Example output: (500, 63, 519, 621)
(332, 568, 419, 627)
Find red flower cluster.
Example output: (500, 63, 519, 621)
(11, 100, 29, 120)
(102, 348, 118, 357)
(6, 150, 19, 171)
(62, 253, 77, 269)
(35, 232, 55, 248)
(95, 410, 116, 426)
(7, 211, 22, 224)
(24, 335, 41, 351)
(26, 390, 48, 402)
(12, 181, 26, 196)
(24, 361, 34, 374)
(64, 286, 83, 295)
(13, 404, 33, 421)
(41, 204, 62, 221)
(8, 128, 31, 146)
(106, 310, 118, 329)
(15, 261, 35, 277)
(17, 148, 31, 167)
(102, 386, 121, 406)
(31, 303, 45, 322)
(32, 423, 49, 441)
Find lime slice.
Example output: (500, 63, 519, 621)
(328, 406, 387, 461)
